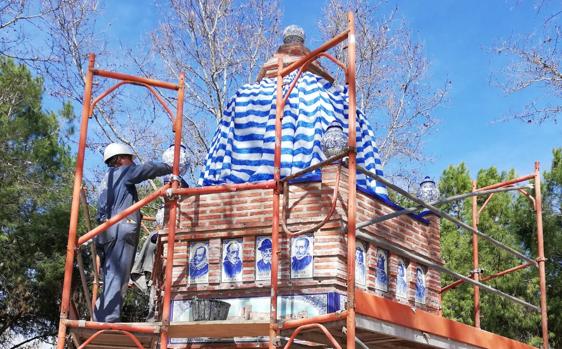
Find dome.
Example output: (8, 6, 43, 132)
(198, 71, 388, 198)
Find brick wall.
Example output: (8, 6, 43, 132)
(321, 165, 443, 311)
(157, 164, 442, 317)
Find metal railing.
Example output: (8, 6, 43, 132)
(353, 161, 549, 348)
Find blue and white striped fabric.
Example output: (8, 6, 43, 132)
(198, 72, 388, 198)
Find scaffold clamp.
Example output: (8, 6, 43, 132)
(169, 174, 182, 185)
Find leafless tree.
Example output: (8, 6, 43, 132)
(0, 0, 54, 62)
(37, 0, 175, 197)
(36, 0, 283, 183)
(320, 0, 449, 180)
(40, 0, 103, 102)
(494, 1, 561, 124)
(8, 0, 285, 189)
(150, 0, 281, 169)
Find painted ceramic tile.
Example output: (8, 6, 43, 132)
(222, 238, 243, 283)
(415, 266, 426, 304)
(375, 248, 389, 291)
(188, 241, 209, 284)
(255, 236, 272, 281)
(290, 235, 314, 279)
(355, 241, 367, 287)
(396, 258, 409, 299)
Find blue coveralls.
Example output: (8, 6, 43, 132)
(94, 161, 171, 323)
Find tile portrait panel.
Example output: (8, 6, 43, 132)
(375, 248, 389, 292)
(355, 241, 367, 287)
(222, 238, 244, 283)
(291, 235, 314, 279)
(189, 241, 209, 284)
(255, 236, 272, 281)
(396, 258, 409, 300)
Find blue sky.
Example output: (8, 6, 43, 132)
(91, 0, 560, 181)
(390, 1, 561, 179)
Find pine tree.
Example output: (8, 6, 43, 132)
(511, 150, 562, 348)
(439, 163, 544, 346)
(0, 58, 73, 347)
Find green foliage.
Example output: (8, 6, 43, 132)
(0, 58, 73, 346)
(59, 101, 77, 138)
(541, 150, 562, 348)
(122, 287, 150, 322)
(509, 150, 562, 348)
(439, 162, 547, 345)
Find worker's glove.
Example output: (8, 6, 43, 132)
(155, 206, 165, 227)
(150, 232, 158, 244)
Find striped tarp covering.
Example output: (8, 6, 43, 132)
(198, 72, 388, 199)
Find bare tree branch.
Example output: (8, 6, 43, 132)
(40, 0, 104, 103)
(39, 0, 181, 183)
(493, 1, 561, 124)
(0, 0, 56, 62)
(149, 0, 281, 169)
(320, 0, 449, 180)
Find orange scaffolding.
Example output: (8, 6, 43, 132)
(55, 12, 550, 349)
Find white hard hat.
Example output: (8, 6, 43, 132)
(103, 143, 134, 163)
(162, 144, 188, 175)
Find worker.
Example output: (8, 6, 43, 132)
(94, 143, 173, 323)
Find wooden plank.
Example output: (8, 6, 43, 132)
(356, 315, 478, 349)
(356, 291, 537, 349)
(279, 320, 345, 347)
(362, 338, 402, 345)
(168, 320, 270, 338)
(79, 343, 142, 349)
(70, 327, 155, 349)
